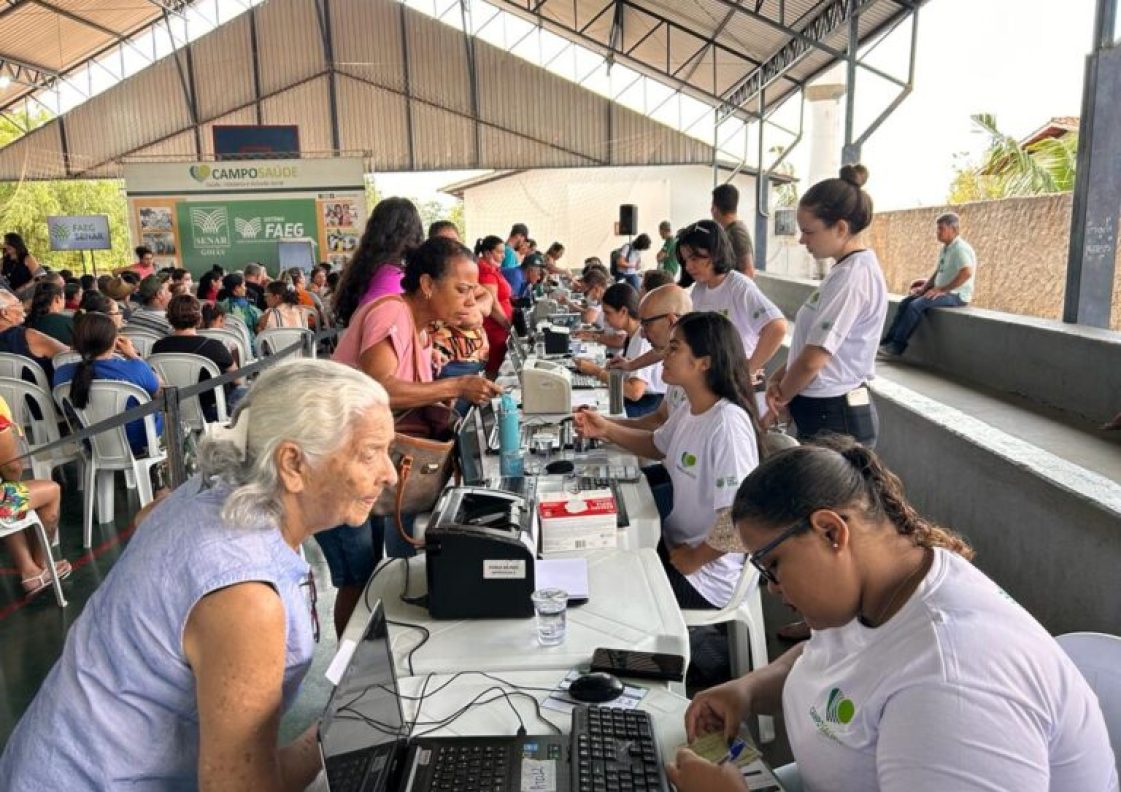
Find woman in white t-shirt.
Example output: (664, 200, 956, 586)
(574, 282, 665, 417)
(676, 219, 787, 378)
(764, 165, 887, 447)
(575, 311, 763, 609)
(669, 439, 1118, 792)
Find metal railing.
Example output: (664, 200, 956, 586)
(2, 328, 337, 491)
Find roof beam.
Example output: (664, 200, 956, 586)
(27, 0, 132, 43)
(0, 53, 61, 91)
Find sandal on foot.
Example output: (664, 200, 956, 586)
(54, 559, 72, 581)
(20, 568, 52, 598)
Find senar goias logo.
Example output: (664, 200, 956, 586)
(825, 687, 856, 724)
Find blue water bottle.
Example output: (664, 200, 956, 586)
(498, 393, 523, 476)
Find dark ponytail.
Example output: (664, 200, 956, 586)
(474, 235, 503, 258)
(265, 281, 299, 306)
(673, 311, 764, 460)
(799, 164, 874, 235)
(731, 434, 973, 559)
(70, 312, 117, 409)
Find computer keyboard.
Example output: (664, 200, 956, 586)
(428, 743, 512, 792)
(571, 373, 601, 389)
(571, 706, 668, 792)
(325, 750, 374, 792)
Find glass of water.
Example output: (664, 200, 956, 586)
(530, 588, 568, 646)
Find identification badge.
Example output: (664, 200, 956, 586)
(845, 387, 870, 407)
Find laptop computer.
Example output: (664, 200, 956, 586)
(319, 601, 573, 792)
(458, 404, 534, 499)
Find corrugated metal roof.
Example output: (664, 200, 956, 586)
(0, 0, 921, 178)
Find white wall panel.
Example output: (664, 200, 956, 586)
(256, 0, 326, 96)
(335, 74, 410, 171)
(192, 14, 255, 121)
(261, 75, 333, 154)
(331, 0, 406, 91)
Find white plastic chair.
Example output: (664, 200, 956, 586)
(682, 562, 775, 743)
(1056, 631, 1121, 767)
(256, 327, 315, 359)
(221, 313, 254, 356)
(0, 376, 85, 484)
(54, 380, 166, 548)
(147, 353, 228, 433)
(199, 327, 253, 369)
(0, 352, 51, 393)
(52, 350, 82, 369)
(118, 328, 158, 358)
(0, 509, 66, 607)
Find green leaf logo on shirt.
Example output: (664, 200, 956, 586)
(826, 688, 856, 724)
(807, 290, 821, 306)
(680, 452, 697, 468)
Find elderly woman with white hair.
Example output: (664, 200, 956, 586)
(0, 359, 397, 791)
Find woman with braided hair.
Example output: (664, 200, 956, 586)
(669, 436, 1117, 792)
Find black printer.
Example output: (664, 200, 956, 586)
(423, 486, 538, 619)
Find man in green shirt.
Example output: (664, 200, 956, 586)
(655, 221, 678, 278)
(880, 212, 977, 356)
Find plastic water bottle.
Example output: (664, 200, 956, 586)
(498, 393, 523, 476)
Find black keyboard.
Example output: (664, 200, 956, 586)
(325, 750, 374, 792)
(428, 742, 511, 792)
(578, 478, 629, 529)
(571, 706, 667, 792)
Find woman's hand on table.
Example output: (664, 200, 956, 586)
(684, 677, 754, 743)
(572, 408, 609, 440)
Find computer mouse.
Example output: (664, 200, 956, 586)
(568, 672, 625, 703)
(545, 459, 575, 475)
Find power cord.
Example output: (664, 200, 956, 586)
(387, 619, 430, 676)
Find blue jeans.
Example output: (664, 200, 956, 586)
(621, 273, 641, 291)
(881, 293, 965, 353)
(625, 392, 663, 418)
(437, 359, 486, 416)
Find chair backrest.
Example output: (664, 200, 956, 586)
(1056, 631, 1121, 764)
(0, 376, 64, 452)
(52, 350, 82, 369)
(199, 327, 252, 368)
(725, 558, 762, 612)
(147, 352, 228, 430)
(256, 327, 314, 359)
(53, 380, 160, 468)
(120, 324, 162, 342)
(0, 352, 51, 393)
(122, 333, 156, 358)
(222, 313, 254, 354)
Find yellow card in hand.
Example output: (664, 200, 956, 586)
(678, 728, 761, 767)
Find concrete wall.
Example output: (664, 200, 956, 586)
(757, 272, 1121, 425)
(459, 165, 758, 269)
(866, 193, 1121, 331)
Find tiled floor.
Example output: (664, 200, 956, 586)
(0, 477, 796, 769)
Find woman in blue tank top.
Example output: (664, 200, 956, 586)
(0, 359, 397, 790)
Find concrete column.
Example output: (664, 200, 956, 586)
(805, 81, 846, 278)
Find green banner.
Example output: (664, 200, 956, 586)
(176, 198, 319, 274)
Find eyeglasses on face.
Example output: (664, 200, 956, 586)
(639, 313, 671, 328)
(749, 517, 811, 586)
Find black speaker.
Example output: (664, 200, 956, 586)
(619, 204, 638, 236)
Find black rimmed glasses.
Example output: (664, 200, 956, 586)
(749, 517, 811, 586)
(639, 313, 671, 329)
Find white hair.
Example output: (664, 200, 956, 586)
(197, 359, 391, 527)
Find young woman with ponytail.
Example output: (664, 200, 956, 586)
(25, 281, 74, 346)
(575, 311, 764, 610)
(764, 165, 887, 447)
(670, 437, 1118, 792)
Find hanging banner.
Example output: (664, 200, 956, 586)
(47, 215, 112, 251)
(123, 157, 366, 274)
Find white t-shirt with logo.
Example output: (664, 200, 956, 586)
(624, 332, 665, 395)
(663, 384, 688, 416)
(691, 270, 785, 358)
(787, 249, 887, 398)
(783, 548, 1119, 792)
(652, 399, 758, 607)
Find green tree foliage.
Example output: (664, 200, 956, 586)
(948, 113, 1078, 204)
(0, 111, 131, 274)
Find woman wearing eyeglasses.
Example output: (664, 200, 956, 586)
(676, 220, 787, 380)
(1, 360, 398, 790)
(764, 165, 887, 447)
(575, 311, 763, 609)
(668, 439, 1118, 792)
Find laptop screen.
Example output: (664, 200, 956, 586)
(320, 601, 406, 760)
(456, 406, 486, 486)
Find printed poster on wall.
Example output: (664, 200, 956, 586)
(123, 158, 366, 275)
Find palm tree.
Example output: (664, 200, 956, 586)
(947, 114, 1078, 203)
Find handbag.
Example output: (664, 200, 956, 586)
(365, 297, 462, 547)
